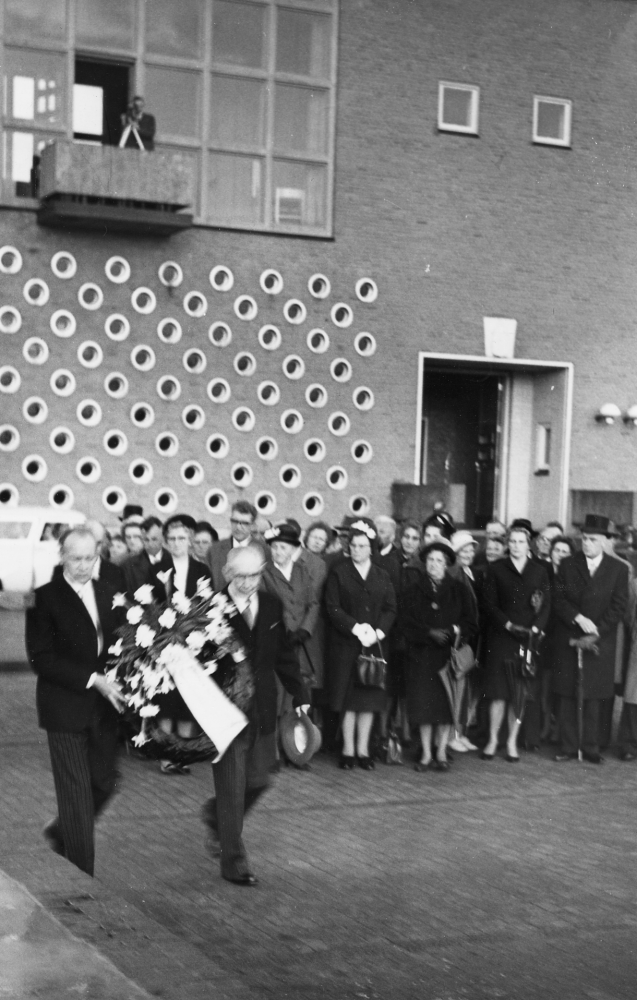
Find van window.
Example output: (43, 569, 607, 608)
(0, 521, 31, 539)
(40, 523, 67, 541)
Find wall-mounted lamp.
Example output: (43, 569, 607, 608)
(624, 405, 637, 426)
(595, 403, 622, 425)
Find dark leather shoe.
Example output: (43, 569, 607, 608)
(481, 751, 495, 761)
(554, 752, 577, 762)
(620, 751, 637, 761)
(338, 754, 356, 770)
(505, 754, 520, 763)
(434, 759, 449, 772)
(223, 873, 258, 887)
(414, 761, 432, 772)
(357, 756, 375, 770)
(582, 751, 604, 764)
(43, 820, 64, 856)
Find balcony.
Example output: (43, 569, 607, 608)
(37, 141, 195, 236)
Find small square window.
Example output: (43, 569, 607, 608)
(438, 82, 479, 135)
(533, 96, 572, 147)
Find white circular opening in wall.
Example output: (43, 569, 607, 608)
(282, 354, 305, 380)
(103, 430, 128, 456)
(234, 352, 257, 377)
(350, 494, 371, 515)
(50, 251, 77, 280)
(0, 366, 21, 394)
(231, 462, 253, 488)
(283, 299, 306, 325)
(23, 278, 50, 307)
(0, 484, 19, 506)
(206, 433, 229, 459)
(50, 427, 76, 455)
(183, 348, 207, 374)
(330, 358, 352, 383)
(23, 337, 49, 365)
(0, 306, 22, 334)
(130, 403, 155, 429)
(130, 345, 156, 372)
(205, 489, 228, 514)
(260, 269, 283, 295)
(351, 439, 373, 464)
(129, 459, 153, 485)
(132, 286, 156, 315)
(331, 302, 354, 328)
(158, 261, 183, 287)
(155, 432, 179, 458)
(183, 291, 208, 317)
(104, 314, 130, 342)
(328, 411, 351, 437)
(77, 341, 103, 369)
(207, 378, 231, 404)
(105, 256, 131, 284)
(308, 273, 331, 299)
(355, 277, 378, 303)
(157, 318, 183, 344)
(104, 373, 129, 399)
(280, 409, 304, 434)
(76, 457, 101, 484)
(78, 282, 104, 311)
(307, 328, 329, 354)
(22, 455, 48, 482)
(50, 369, 76, 397)
(156, 375, 181, 402)
(155, 487, 178, 513)
(305, 384, 328, 408)
(279, 464, 301, 489)
(233, 295, 257, 321)
(255, 436, 278, 460)
(326, 465, 348, 490)
(181, 405, 205, 430)
(181, 460, 204, 486)
(258, 325, 282, 351)
(232, 407, 256, 433)
(209, 265, 234, 292)
(0, 246, 22, 274)
(102, 486, 127, 513)
(0, 426, 20, 452)
(76, 400, 102, 427)
(303, 438, 326, 463)
(23, 397, 48, 424)
(208, 322, 232, 348)
(354, 332, 377, 357)
(302, 492, 324, 516)
(49, 485, 75, 509)
(257, 381, 280, 406)
(49, 309, 76, 338)
(353, 386, 375, 411)
(255, 490, 277, 515)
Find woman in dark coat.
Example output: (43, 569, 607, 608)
(481, 520, 551, 761)
(400, 540, 478, 771)
(325, 521, 396, 769)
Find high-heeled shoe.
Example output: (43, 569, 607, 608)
(434, 759, 450, 772)
(358, 756, 375, 770)
(481, 750, 495, 761)
(505, 753, 520, 763)
(414, 761, 432, 772)
(338, 754, 356, 770)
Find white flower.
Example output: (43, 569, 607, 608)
(172, 592, 191, 614)
(127, 605, 144, 624)
(134, 584, 155, 605)
(264, 526, 280, 541)
(351, 520, 376, 540)
(132, 731, 149, 747)
(186, 630, 206, 651)
(112, 592, 128, 608)
(202, 659, 218, 675)
(135, 624, 156, 648)
(157, 607, 177, 629)
(139, 703, 160, 717)
(105, 667, 119, 684)
(108, 638, 123, 657)
(156, 569, 173, 585)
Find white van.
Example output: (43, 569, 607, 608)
(0, 507, 86, 592)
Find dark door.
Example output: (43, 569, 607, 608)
(75, 59, 130, 145)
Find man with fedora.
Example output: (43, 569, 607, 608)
(552, 514, 629, 763)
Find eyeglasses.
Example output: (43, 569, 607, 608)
(230, 518, 253, 526)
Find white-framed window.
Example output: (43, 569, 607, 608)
(535, 423, 551, 474)
(437, 82, 479, 135)
(533, 96, 572, 148)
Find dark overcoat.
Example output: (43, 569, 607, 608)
(151, 555, 212, 603)
(261, 559, 320, 688)
(325, 560, 396, 713)
(482, 557, 551, 701)
(552, 552, 629, 699)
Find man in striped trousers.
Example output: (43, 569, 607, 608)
(26, 527, 126, 876)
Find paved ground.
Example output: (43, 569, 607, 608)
(2, 671, 637, 999)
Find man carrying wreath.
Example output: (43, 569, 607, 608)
(201, 545, 310, 886)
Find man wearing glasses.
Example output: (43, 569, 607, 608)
(205, 500, 269, 592)
(201, 545, 309, 885)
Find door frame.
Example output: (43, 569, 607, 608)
(414, 353, 574, 527)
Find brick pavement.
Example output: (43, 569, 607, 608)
(2, 671, 637, 1000)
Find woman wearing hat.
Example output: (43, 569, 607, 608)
(481, 520, 551, 761)
(399, 539, 478, 771)
(325, 520, 397, 769)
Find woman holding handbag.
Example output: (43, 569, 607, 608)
(399, 539, 478, 772)
(325, 520, 397, 770)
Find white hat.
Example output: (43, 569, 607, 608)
(451, 530, 478, 553)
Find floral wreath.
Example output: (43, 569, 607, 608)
(350, 520, 377, 541)
(263, 526, 281, 541)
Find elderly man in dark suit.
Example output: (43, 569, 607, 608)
(201, 545, 309, 886)
(205, 500, 269, 593)
(26, 527, 126, 876)
(552, 514, 629, 763)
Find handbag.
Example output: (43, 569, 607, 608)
(356, 639, 388, 689)
(384, 729, 403, 765)
(449, 636, 475, 679)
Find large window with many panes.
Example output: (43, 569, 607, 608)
(0, 0, 338, 235)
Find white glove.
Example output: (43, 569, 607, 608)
(375, 629, 385, 642)
(353, 623, 377, 648)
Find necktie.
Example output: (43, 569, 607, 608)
(242, 600, 254, 630)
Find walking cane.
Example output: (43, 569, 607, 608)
(575, 644, 584, 762)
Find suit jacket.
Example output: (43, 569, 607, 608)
(123, 548, 173, 596)
(552, 551, 629, 699)
(206, 537, 270, 593)
(151, 555, 212, 602)
(26, 575, 125, 733)
(96, 558, 126, 591)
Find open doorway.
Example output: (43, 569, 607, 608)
(74, 59, 130, 145)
